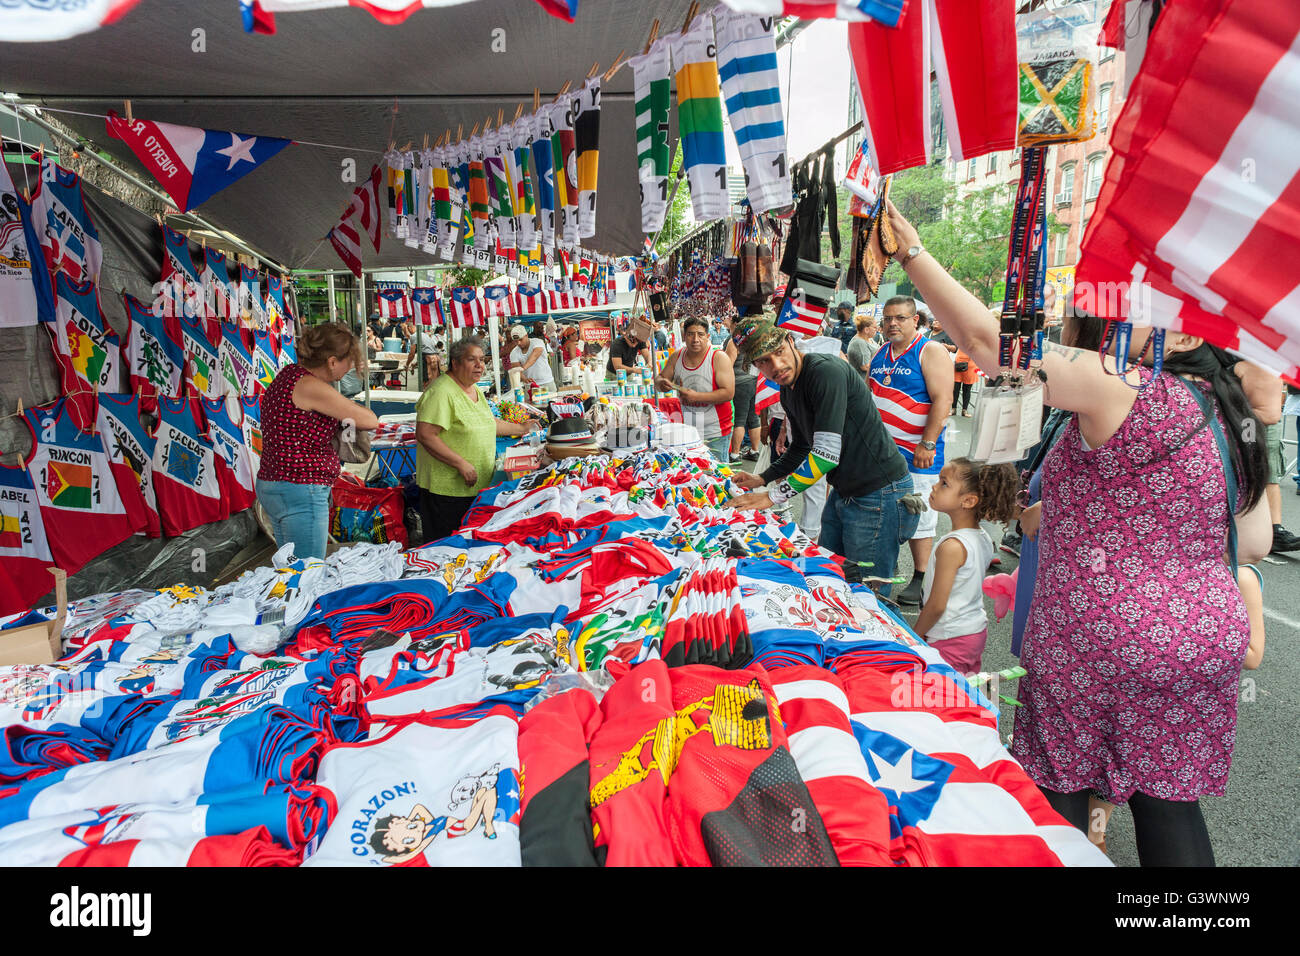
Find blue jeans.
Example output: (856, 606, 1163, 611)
(257, 479, 332, 559)
(819, 476, 919, 597)
(706, 436, 732, 463)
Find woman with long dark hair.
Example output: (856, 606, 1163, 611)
(885, 202, 1271, 866)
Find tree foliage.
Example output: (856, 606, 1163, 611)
(885, 159, 1066, 307)
(655, 142, 692, 255)
(446, 266, 489, 288)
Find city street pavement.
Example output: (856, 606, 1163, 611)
(754, 396, 1300, 867)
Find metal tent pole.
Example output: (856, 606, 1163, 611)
(358, 271, 371, 411)
(327, 272, 337, 323)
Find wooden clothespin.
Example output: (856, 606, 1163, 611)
(469, 122, 480, 138)
(682, 1, 698, 34)
(555, 79, 572, 100)
(497, 108, 504, 128)
(643, 19, 660, 55)
(533, 88, 541, 112)
(15, 398, 23, 418)
(514, 103, 524, 122)
(586, 61, 601, 80)
(423, 133, 429, 150)
(457, 124, 464, 143)
(443, 129, 451, 147)
(124, 100, 133, 124)
(603, 51, 626, 82)
(400, 140, 412, 152)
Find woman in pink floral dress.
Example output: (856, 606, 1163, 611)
(884, 205, 1272, 866)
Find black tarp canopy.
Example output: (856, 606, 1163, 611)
(0, 0, 699, 267)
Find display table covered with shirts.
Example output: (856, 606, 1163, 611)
(0, 451, 1108, 867)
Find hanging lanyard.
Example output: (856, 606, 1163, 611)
(1020, 201, 1048, 374)
(1104, 321, 1166, 388)
(999, 147, 1047, 376)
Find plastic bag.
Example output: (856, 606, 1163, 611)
(1016, 2, 1102, 147)
(329, 473, 408, 547)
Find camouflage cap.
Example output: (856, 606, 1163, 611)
(732, 316, 789, 362)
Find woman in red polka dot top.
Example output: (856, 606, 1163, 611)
(257, 323, 380, 558)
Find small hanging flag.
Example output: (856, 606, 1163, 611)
(105, 111, 290, 213)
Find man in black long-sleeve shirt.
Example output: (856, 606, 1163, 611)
(727, 317, 922, 594)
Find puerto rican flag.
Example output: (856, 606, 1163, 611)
(376, 286, 411, 320)
(105, 111, 291, 213)
(482, 285, 513, 318)
(828, 660, 1106, 866)
(547, 290, 573, 311)
(412, 287, 442, 327)
(776, 290, 828, 337)
(754, 374, 780, 412)
(447, 287, 481, 328)
(514, 283, 547, 316)
(1075, 0, 1300, 383)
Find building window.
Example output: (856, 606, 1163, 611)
(967, 158, 977, 179)
(1098, 84, 1113, 131)
(1058, 163, 1075, 205)
(1100, 47, 1115, 64)
(1085, 154, 1104, 201)
(988, 152, 998, 175)
(1054, 232, 1068, 267)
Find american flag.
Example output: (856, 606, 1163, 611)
(754, 373, 780, 412)
(447, 287, 482, 328)
(412, 287, 442, 327)
(1075, 0, 1300, 382)
(482, 285, 513, 318)
(514, 283, 547, 316)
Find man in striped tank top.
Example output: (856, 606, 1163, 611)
(656, 316, 736, 463)
(869, 295, 955, 605)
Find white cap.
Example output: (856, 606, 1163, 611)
(509, 324, 528, 339)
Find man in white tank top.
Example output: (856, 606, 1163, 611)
(656, 316, 736, 462)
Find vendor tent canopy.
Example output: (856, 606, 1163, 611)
(0, 0, 695, 266)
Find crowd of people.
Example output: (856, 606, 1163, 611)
(252, 202, 1280, 866)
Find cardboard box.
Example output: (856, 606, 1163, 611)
(0, 567, 67, 666)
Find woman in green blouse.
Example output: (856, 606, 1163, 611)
(415, 336, 536, 541)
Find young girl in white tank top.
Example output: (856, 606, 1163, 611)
(913, 458, 1020, 675)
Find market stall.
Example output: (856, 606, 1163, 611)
(1, 0, 1293, 877)
(0, 448, 1107, 867)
